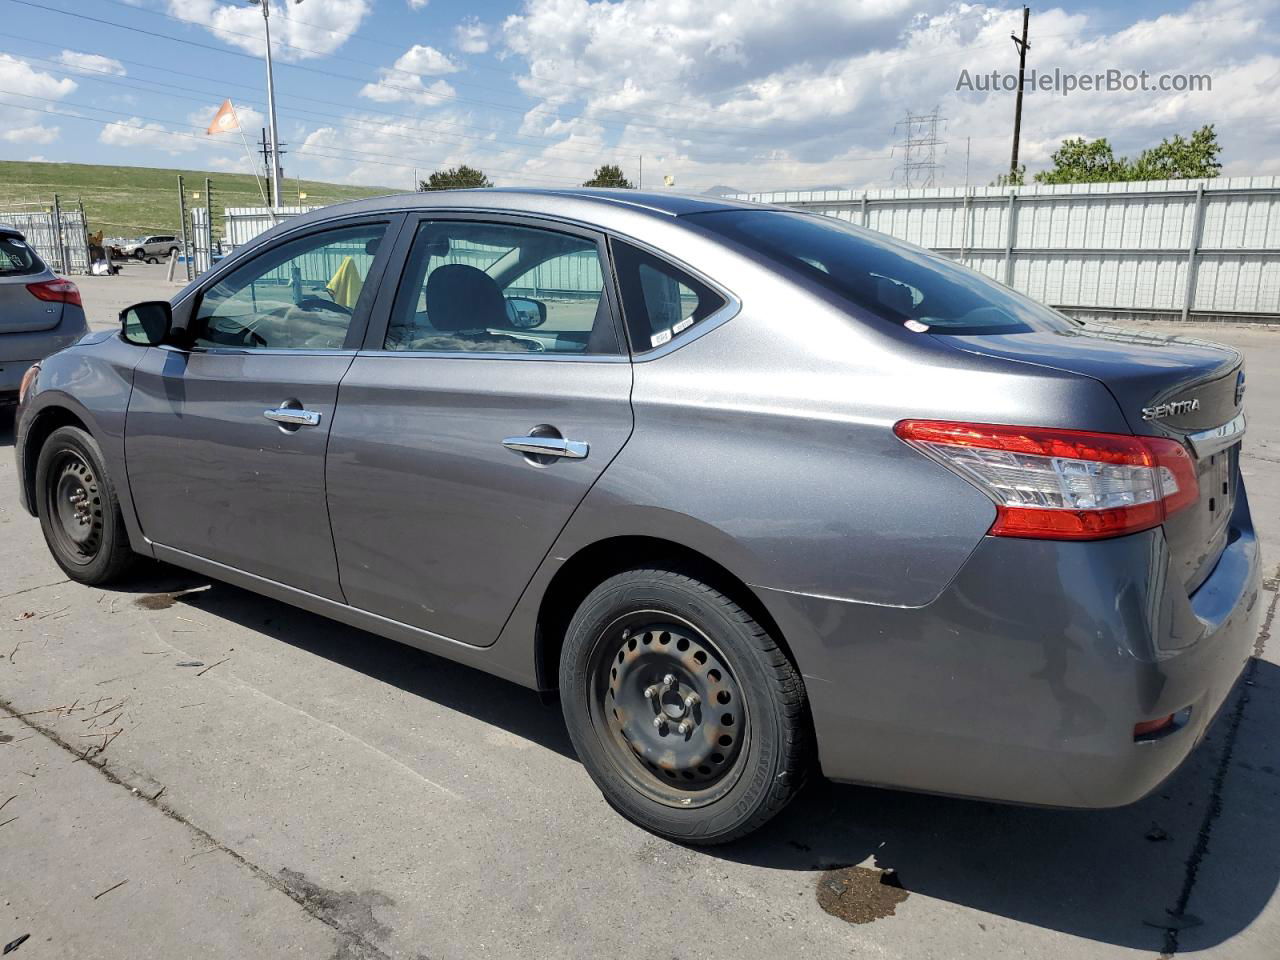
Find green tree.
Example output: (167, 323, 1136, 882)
(1032, 126, 1222, 184)
(1130, 124, 1222, 180)
(582, 164, 635, 188)
(1033, 137, 1125, 184)
(991, 164, 1026, 187)
(419, 164, 493, 190)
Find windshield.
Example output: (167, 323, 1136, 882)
(693, 209, 1076, 335)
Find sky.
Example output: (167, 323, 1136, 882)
(0, 0, 1276, 195)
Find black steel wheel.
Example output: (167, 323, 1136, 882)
(561, 567, 810, 844)
(34, 426, 137, 584)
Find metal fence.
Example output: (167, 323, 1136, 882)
(0, 201, 91, 274)
(732, 176, 1280, 323)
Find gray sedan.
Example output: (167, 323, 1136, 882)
(1, 224, 87, 403)
(12, 190, 1260, 844)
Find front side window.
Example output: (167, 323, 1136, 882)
(192, 223, 386, 350)
(611, 241, 726, 352)
(384, 220, 619, 355)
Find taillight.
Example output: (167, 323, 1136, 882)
(894, 420, 1199, 540)
(26, 277, 82, 308)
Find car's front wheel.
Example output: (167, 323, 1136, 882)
(131, 249, 145, 260)
(35, 426, 137, 584)
(560, 567, 810, 844)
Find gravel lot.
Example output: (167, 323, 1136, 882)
(1, 270, 1278, 959)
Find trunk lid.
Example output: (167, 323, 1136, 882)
(936, 324, 1244, 593)
(0, 275, 64, 333)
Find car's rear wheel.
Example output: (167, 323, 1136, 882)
(131, 249, 144, 261)
(560, 567, 810, 844)
(35, 426, 137, 584)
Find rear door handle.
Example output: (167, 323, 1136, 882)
(502, 435, 589, 459)
(264, 407, 322, 427)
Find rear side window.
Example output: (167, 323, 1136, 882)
(611, 241, 726, 352)
(0, 235, 43, 276)
(694, 209, 1075, 335)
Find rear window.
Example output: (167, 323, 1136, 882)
(611, 240, 726, 351)
(694, 209, 1075, 335)
(0, 234, 42, 276)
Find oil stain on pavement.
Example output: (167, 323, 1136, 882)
(816, 865, 909, 924)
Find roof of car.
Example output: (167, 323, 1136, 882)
(0, 222, 23, 238)
(321, 187, 764, 220)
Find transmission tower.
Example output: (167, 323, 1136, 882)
(893, 107, 946, 188)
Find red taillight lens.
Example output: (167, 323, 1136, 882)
(894, 420, 1199, 541)
(26, 277, 82, 308)
(1133, 714, 1176, 738)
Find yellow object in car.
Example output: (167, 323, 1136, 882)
(326, 256, 364, 309)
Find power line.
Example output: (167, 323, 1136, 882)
(2, 42, 655, 164)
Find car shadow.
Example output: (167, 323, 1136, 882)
(0, 404, 14, 446)
(126, 568, 578, 762)
(123, 565, 1277, 950)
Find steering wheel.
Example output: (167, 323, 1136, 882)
(296, 296, 353, 317)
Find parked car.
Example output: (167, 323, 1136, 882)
(13, 190, 1259, 843)
(116, 234, 180, 263)
(0, 224, 87, 404)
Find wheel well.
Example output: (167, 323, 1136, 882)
(534, 536, 791, 692)
(22, 406, 89, 511)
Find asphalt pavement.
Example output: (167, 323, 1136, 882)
(1, 272, 1277, 959)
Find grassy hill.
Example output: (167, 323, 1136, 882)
(0, 160, 397, 240)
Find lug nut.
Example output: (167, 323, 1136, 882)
(663, 673, 676, 689)
(677, 721, 691, 736)
(652, 716, 667, 731)
(643, 685, 658, 700)
(683, 692, 700, 709)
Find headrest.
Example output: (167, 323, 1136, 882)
(425, 263, 507, 332)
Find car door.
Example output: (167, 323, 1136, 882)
(126, 216, 398, 600)
(326, 214, 634, 646)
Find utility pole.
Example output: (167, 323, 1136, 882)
(257, 128, 288, 206)
(250, 0, 294, 210)
(1009, 5, 1030, 179)
(638, 155, 643, 189)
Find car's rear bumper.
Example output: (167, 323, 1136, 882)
(758, 486, 1261, 808)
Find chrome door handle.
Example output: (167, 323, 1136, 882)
(264, 407, 322, 427)
(502, 435, 589, 459)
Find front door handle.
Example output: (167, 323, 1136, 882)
(264, 407, 322, 427)
(502, 435, 589, 459)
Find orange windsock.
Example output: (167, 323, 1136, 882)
(206, 100, 239, 135)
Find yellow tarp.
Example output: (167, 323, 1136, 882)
(326, 256, 364, 310)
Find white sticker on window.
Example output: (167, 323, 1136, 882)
(904, 318, 930, 333)
(672, 316, 694, 335)
(650, 328, 673, 348)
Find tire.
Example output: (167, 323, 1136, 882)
(131, 249, 145, 261)
(560, 567, 810, 844)
(34, 425, 137, 585)
(146, 256, 158, 264)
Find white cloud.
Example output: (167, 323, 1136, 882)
(1, 125, 60, 145)
(0, 54, 76, 153)
(359, 45, 460, 105)
(164, 0, 372, 61)
(496, 0, 1280, 191)
(454, 17, 491, 54)
(55, 51, 127, 77)
(99, 118, 198, 154)
(408, 0, 429, 8)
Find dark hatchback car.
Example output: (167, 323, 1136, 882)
(14, 190, 1259, 843)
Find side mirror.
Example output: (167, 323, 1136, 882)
(505, 296, 548, 329)
(121, 300, 173, 346)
